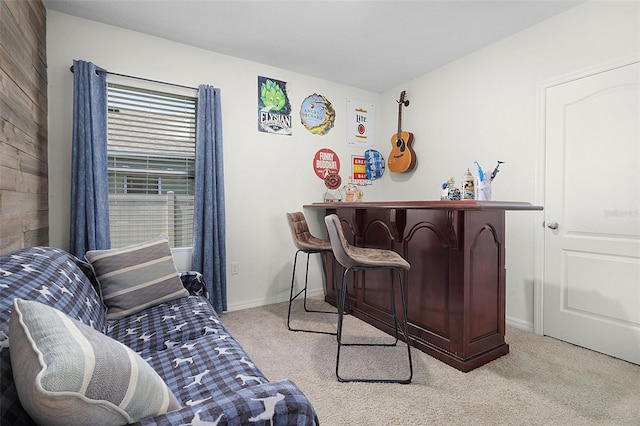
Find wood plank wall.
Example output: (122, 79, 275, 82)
(0, 0, 48, 254)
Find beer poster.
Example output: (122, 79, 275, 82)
(258, 76, 292, 135)
(347, 99, 374, 147)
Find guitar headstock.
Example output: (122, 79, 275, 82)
(397, 90, 409, 107)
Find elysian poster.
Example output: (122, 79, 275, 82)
(258, 76, 292, 135)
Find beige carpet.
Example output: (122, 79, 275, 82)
(221, 298, 640, 425)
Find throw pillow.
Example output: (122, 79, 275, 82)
(9, 298, 182, 426)
(85, 237, 189, 320)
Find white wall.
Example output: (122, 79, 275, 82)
(46, 10, 381, 312)
(375, 1, 639, 330)
(47, 1, 639, 330)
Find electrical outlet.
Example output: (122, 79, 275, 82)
(231, 262, 240, 275)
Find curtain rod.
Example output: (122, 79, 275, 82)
(69, 65, 198, 91)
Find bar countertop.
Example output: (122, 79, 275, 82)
(304, 200, 543, 211)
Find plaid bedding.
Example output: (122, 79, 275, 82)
(0, 247, 318, 426)
(108, 296, 220, 353)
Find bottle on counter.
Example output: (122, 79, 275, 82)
(441, 181, 449, 200)
(447, 177, 461, 201)
(462, 168, 475, 199)
(343, 177, 358, 202)
(477, 175, 491, 201)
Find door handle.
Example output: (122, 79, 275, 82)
(547, 221, 559, 230)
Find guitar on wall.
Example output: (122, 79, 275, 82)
(388, 90, 416, 173)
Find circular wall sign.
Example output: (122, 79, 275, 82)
(313, 148, 340, 179)
(365, 149, 385, 181)
(300, 94, 335, 135)
(324, 172, 342, 190)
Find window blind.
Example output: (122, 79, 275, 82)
(107, 83, 197, 249)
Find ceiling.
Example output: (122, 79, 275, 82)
(43, 0, 583, 93)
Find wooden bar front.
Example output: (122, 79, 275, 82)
(304, 200, 542, 372)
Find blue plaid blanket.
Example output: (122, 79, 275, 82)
(0, 247, 318, 425)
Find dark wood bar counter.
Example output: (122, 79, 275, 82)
(304, 200, 543, 372)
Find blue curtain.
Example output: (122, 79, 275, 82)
(70, 60, 110, 258)
(193, 85, 227, 312)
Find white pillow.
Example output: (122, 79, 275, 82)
(9, 298, 182, 426)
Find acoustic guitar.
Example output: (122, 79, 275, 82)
(388, 90, 416, 173)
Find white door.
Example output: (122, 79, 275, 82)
(543, 61, 640, 365)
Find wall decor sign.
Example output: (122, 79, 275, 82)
(324, 172, 342, 190)
(364, 149, 385, 181)
(351, 155, 370, 186)
(313, 148, 340, 179)
(300, 93, 335, 135)
(258, 76, 292, 135)
(347, 99, 374, 147)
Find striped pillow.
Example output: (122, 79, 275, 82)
(9, 298, 181, 426)
(85, 237, 189, 320)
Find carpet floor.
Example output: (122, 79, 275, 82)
(221, 298, 640, 425)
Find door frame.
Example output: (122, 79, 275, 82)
(533, 54, 640, 335)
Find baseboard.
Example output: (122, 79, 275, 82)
(228, 298, 538, 334)
(506, 316, 534, 333)
(225, 288, 326, 313)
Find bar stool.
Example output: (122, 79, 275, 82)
(324, 214, 413, 384)
(286, 212, 337, 335)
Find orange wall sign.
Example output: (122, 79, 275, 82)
(313, 148, 340, 179)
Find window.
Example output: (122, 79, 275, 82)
(107, 83, 196, 248)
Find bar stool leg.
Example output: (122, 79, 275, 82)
(335, 266, 412, 384)
(287, 250, 302, 331)
(398, 270, 413, 382)
(388, 269, 400, 344)
(302, 253, 335, 315)
(335, 268, 349, 378)
(287, 249, 337, 335)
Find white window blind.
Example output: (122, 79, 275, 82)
(107, 83, 196, 249)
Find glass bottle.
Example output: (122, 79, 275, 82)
(343, 178, 358, 202)
(462, 168, 475, 199)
